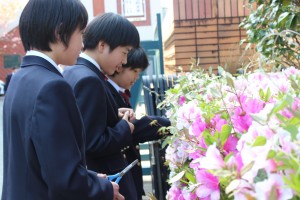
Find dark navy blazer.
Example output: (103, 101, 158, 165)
(63, 57, 137, 199)
(2, 56, 113, 200)
(106, 81, 171, 200)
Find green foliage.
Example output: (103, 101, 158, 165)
(240, 0, 300, 68)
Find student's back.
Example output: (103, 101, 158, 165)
(3, 57, 87, 200)
(2, 0, 122, 199)
(63, 12, 140, 199)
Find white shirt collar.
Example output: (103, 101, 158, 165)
(107, 79, 125, 92)
(80, 53, 106, 74)
(26, 50, 63, 74)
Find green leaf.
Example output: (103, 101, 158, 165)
(275, 113, 287, 123)
(239, 39, 246, 45)
(203, 130, 215, 146)
(218, 66, 225, 76)
(254, 168, 268, 183)
(269, 185, 278, 200)
(245, 43, 252, 50)
(225, 179, 241, 194)
(161, 137, 171, 148)
(226, 76, 234, 88)
(168, 171, 185, 184)
(267, 150, 276, 159)
(286, 14, 295, 28)
(278, 12, 290, 24)
(220, 124, 232, 146)
(289, 116, 300, 126)
(185, 171, 196, 184)
(282, 0, 291, 6)
(259, 88, 264, 100)
(268, 98, 289, 119)
(252, 136, 267, 147)
(224, 152, 233, 163)
(241, 161, 254, 176)
(265, 87, 271, 101)
(283, 124, 298, 140)
(251, 114, 266, 125)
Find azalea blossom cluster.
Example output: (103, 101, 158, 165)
(160, 67, 300, 200)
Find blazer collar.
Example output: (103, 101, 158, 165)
(77, 57, 107, 81)
(106, 81, 118, 97)
(21, 56, 62, 77)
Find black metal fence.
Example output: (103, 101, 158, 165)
(142, 74, 177, 200)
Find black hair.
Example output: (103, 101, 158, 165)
(123, 47, 149, 71)
(19, 0, 88, 51)
(83, 13, 140, 51)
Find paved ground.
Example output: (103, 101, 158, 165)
(0, 96, 152, 199)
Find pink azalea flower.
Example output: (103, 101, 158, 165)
(283, 66, 300, 77)
(167, 185, 185, 200)
(190, 118, 207, 137)
(227, 153, 244, 173)
(282, 97, 300, 118)
(231, 107, 253, 132)
(244, 97, 265, 114)
(233, 179, 254, 199)
(199, 143, 225, 170)
(231, 95, 264, 132)
(179, 95, 186, 106)
(223, 134, 238, 154)
(255, 174, 293, 200)
(195, 170, 220, 200)
(211, 114, 227, 132)
(182, 188, 197, 200)
(280, 109, 293, 119)
(188, 148, 203, 160)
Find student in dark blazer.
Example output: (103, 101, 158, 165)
(4, 68, 18, 93)
(63, 13, 140, 199)
(107, 47, 171, 200)
(2, 1, 122, 200)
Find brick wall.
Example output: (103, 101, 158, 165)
(163, 0, 253, 74)
(0, 27, 25, 82)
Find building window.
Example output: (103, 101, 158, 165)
(117, 0, 151, 26)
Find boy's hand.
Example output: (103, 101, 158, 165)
(122, 111, 135, 133)
(111, 182, 124, 200)
(118, 108, 135, 121)
(97, 173, 107, 179)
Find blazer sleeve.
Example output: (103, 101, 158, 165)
(74, 76, 132, 158)
(132, 115, 171, 144)
(31, 80, 113, 200)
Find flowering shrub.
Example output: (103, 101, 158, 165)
(160, 67, 300, 200)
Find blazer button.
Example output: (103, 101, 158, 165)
(123, 154, 126, 159)
(136, 145, 140, 150)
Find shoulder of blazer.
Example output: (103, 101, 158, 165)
(21, 55, 62, 77)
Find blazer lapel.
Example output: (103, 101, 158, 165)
(21, 56, 62, 77)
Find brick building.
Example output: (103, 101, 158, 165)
(0, 27, 24, 82)
(162, 0, 252, 74)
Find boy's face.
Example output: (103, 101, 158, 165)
(117, 67, 142, 90)
(55, 27, 83, 66)
(99, 44, 132, 76)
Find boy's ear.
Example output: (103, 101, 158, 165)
(54, 24, 63, 42)
(116, 65, 124, 73)
(97, 41, 106, 53)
